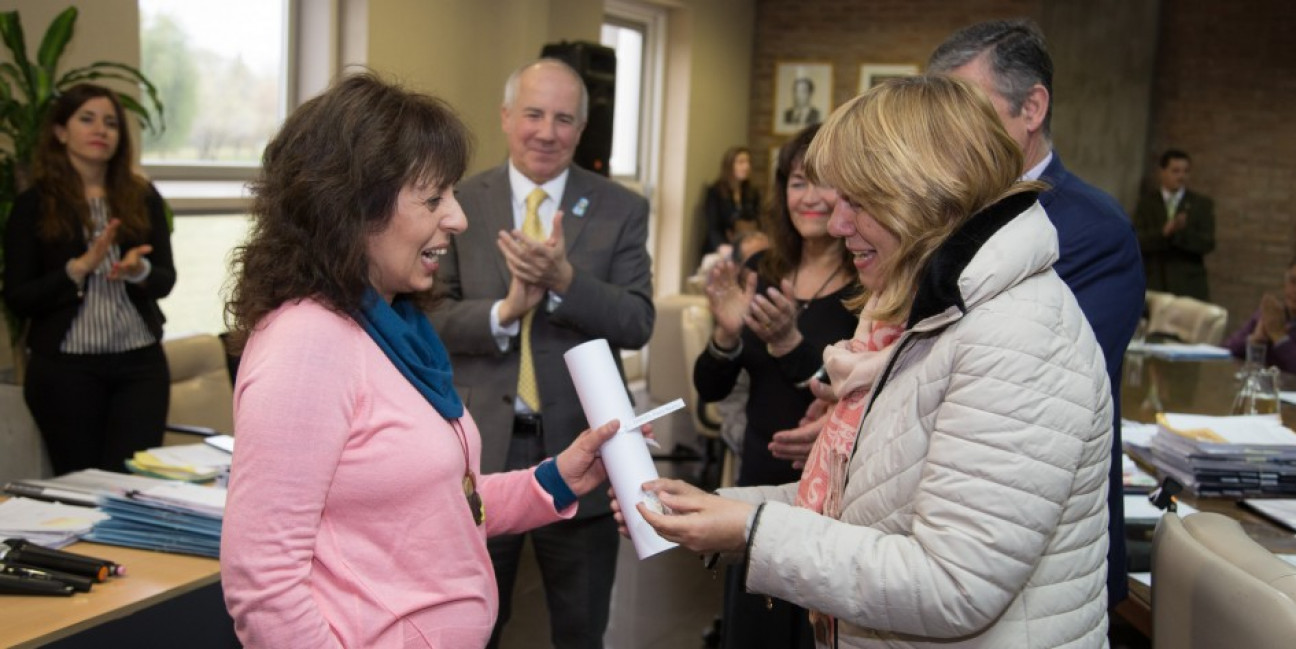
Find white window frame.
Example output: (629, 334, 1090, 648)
(141, 0, 337, 184)
(603, 0, 665, 201)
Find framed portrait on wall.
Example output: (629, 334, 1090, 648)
(858, 64, 920, 94)
(773, 62, 832, 135)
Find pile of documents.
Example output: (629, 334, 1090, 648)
(0, 498, 109, 549)
(85, 482, 225, 558)
(1149, 412, 1296, 497)
(125, 437, 233, 482)
(4, 469, 179, 507)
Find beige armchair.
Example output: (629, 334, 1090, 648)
(1152, 511, 1296, 648)
(1147, 295, 1228, 345)
(162, 334, 235, 443)
(647, 294, 734, 485)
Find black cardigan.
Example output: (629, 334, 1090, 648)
(692, 252, 857, 487)
(3, 184, 176, 355)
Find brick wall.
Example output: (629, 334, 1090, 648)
(751, 0, 1295, 334)
(748, 0, 1039, 195)
(1147, 0, 1296, 331)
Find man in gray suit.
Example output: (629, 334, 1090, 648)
(428, 59, 654, 649)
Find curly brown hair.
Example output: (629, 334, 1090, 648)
(224, 73, 471, 352)
(33, 84, 149, 242)
(758, 123, 854, 285)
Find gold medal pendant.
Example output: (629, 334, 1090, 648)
(463, 472, 484, 526)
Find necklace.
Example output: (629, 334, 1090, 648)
(451, 420, 484, 526)
(791, 266, 842, 313)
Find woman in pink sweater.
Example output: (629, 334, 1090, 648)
(220, 73, 619, 648)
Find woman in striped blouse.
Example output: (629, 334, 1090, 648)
(3, 83, 176, 475)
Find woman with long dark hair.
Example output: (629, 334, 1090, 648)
(693, 124, 858, 649)
(3, 83, 176, 475)
(703, 145, 762, 255)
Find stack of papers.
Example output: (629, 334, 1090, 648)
(1242, 499, 1296, 532)
(84, 483, 225, 558)
(1150, 413, 1296, 497)
(4, 469, 178, 507)
(1126, 341, 1232, 360)
(126, 442, 232, 482)
(0, 498, 109, 549)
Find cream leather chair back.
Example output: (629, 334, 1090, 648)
(1152, 512, 1296, 649)
(1144, 290, 1175, 325)
(647, 294, 708, 407)
(1147, 296, 1228, 345)
(163, 334, 235, 440)
(646, 294, 734, 485)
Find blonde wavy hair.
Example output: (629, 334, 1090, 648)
(805, 74, 1044, 324)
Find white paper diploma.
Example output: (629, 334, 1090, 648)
(564, 339, 677, 558)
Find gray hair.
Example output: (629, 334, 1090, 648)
(502, 58, 589, 124)
(927, 18, 1053, 138)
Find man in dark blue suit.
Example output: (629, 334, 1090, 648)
(929, 19, 1145, 607)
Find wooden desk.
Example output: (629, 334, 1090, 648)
(1117, 353, 1296, 635)
(1, 540, 235, 648)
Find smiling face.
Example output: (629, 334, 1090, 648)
(502, 63, 585, 184)
(827, 194, 900, 293)
(54, 96, 121, 172)
(786, 160, 836, 241)
(365, 182, 467, 303)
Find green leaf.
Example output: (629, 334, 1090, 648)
(115, 91, 156, 133)
(35, 7, 76, 71)
(0, 10, 36, 102)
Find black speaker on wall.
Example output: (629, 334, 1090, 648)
(540, 40, 616, 177)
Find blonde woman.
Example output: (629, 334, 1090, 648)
(621, 75, 1112, 648)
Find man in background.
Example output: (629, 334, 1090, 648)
(1133, 149, 1216, 301)
(428, 58, 655, 648)
(928, 18, 1145, 607)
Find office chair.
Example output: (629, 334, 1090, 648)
(1151, 511, 1296, 648)
(162, 334, 235, 443)
(1147, 296, 1228, 345)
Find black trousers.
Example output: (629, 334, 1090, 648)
(24, 344, 169, 475)
(486, 420, 619, 649)
(721, 561, 815, 649)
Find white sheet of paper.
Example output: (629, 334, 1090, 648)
(565, 339, 677, 558)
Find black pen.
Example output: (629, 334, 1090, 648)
(0, 572, 74, 596)
(1, 562, 94, 592)
(0, 538, 119, 581)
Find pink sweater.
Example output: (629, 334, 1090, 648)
(221, 299, 572, 648)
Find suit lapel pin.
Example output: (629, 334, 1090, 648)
(572, 197, 589, 218)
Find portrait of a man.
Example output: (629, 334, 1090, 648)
(773, 62, 831, 135)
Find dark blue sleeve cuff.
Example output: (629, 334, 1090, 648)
(535, 458, 577, 511)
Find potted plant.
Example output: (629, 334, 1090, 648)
(0, 6, 165, 379)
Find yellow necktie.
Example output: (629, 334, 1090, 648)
(1166, 195, 1178, 220)
(516, 187, 547, 411)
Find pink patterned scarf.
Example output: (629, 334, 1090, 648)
(795, 299, 902, 646)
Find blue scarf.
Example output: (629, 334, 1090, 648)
(355, 288, 464, 420)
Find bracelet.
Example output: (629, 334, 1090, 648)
(706, 336, 742, 361)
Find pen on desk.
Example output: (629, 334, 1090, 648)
(0, 562, 93, 592)
(0, 572, 75, 596)
(0, 538, 118, 582)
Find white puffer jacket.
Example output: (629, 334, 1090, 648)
(720, 193, 1112, 648)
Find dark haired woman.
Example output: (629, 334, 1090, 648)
(219, 73, 619, 648)
(703, 145, 762, 255)
(3, 83, 175, 475)
(693, 124, 857, 649)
